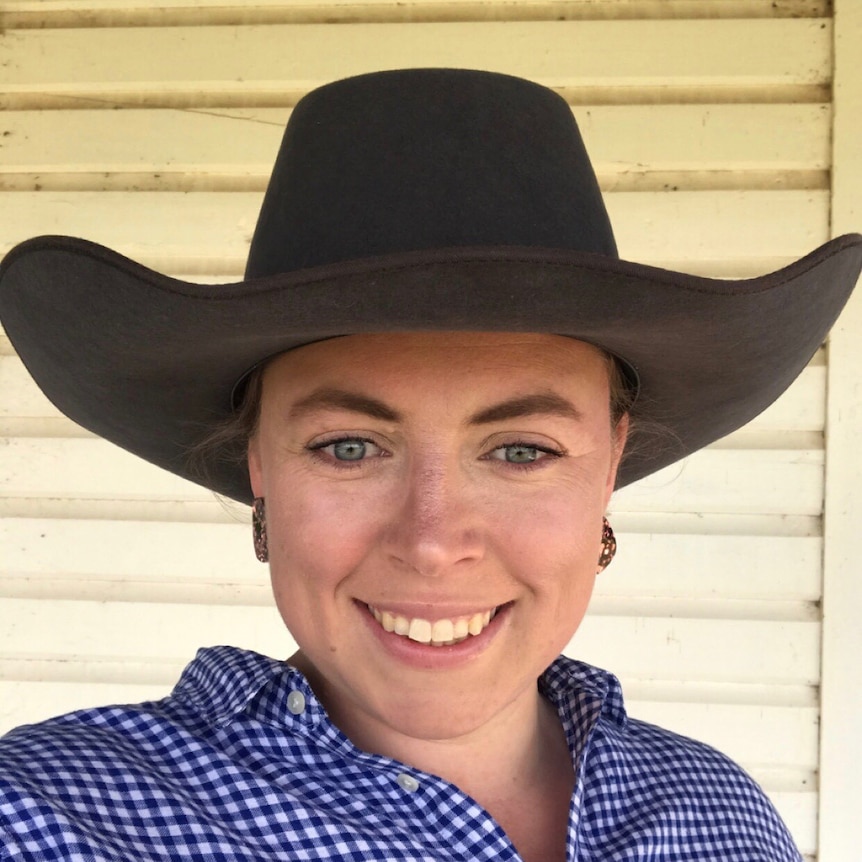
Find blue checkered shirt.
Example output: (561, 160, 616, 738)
(0, 646, 801, 860)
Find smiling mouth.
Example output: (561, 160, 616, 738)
(366, 604, 500, 646)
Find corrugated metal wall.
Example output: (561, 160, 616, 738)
(1, 2, 860, 859)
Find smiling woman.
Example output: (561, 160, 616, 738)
(0, 68, 860, 862)
(250, 333, 622, 730)
(246, 333, 622, 853)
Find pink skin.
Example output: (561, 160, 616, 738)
(247, 332, 627, 762)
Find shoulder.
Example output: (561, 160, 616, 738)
(590, 712, 771, 803)
(0, 675, 206, 816)
(585, 716, 801, 859)
(545, 657, 802, 861)
(0, 646, 287, 859)
(0, 698, 175, 859)
(0, 645, 285, 784)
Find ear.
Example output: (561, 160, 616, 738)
(247, 435, 264, 498)
(605, 413, 630, 504)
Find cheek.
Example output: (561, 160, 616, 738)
(489, 484, 603, 626)
(265, 478, 389, 598)
(510, 518, 599, 654)
(488, 473, 606, 562)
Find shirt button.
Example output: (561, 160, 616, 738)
(286, 691, 306, 715)
(396, 773, 419, 793)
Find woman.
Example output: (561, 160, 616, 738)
(0, 69, 860, 861)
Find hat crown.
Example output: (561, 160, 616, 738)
(245, 69, 617, 278)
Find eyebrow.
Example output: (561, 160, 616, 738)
(467, 393, 584, 425)
(288, 388, 401, 422)
(288, 387, 583, 427)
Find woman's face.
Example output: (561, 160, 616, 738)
(248, 332, 627, 745)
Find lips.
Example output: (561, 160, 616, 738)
(366, 604, 499, 646)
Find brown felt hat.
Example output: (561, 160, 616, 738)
(1, 68, 861, 504)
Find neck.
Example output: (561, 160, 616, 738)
(289, 651, 575, 845)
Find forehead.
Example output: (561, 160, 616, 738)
(263, 331, 610, 383)
(255, 333, 614, 429)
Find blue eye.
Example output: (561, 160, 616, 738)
(492, 444, 543, 463)
(331, 440, 369, 461)
(310, 437, 383, 463)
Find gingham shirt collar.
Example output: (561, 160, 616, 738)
(169, 644, 621, 749)
(164, 643, 620, 820)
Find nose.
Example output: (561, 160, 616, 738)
(381, 458, 485, 577)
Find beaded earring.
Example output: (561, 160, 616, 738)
(252, 497, 268, 563)
(597, 517, 616, 573)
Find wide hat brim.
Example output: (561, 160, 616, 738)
(2, 231, 861, 504)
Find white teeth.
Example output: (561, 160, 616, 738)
(430, 619, 454, 644)
(368, 605, 500, 646)
(407, 618, 432, 643)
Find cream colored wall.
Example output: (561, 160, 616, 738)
(0, 3, 859, 859)
(818, 2, 862, 859)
